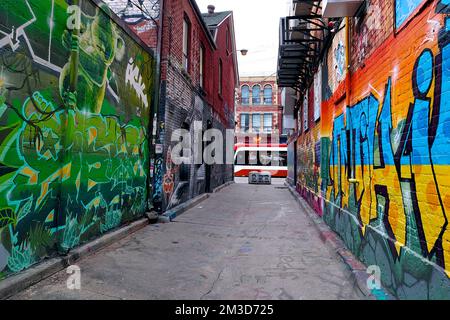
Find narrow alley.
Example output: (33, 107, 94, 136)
(11, 182, 364, 300)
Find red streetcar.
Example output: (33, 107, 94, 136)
(234, 143, 288, 178)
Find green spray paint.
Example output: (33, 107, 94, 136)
(0, 0, 155, 277)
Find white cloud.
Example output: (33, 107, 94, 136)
(196, 0, 291, 77)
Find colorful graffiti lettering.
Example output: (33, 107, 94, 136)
(324, 6, 449, 299)
(0, 0, 154, 277)
(294, 1, 450, 298)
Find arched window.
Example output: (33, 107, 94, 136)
(252, 85, 261, 105)
(263, 85, 273, 105)
(241, 85, 249, 105)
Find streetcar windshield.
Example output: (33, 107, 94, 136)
(235, 150, 287, 167)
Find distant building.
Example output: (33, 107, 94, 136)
(235, 76, 283, 144)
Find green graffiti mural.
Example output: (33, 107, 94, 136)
(0, 0, 155, 277)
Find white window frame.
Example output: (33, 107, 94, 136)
(263, 85, 273, 105)
(241, 85, 250, 105)
(313, 66, 322, 121)
(183, 17, 190, 71)
(263, 113, 273, 133)
(240, 113, 249, 132)
(252, 113, 261, 133)
(252, 85, 261, 105)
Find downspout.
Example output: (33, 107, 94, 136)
(345, 17, 351, 109)
(345, 17, 357, 185)
(150, 0, 166, 213)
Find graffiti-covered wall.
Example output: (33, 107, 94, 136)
(293, 0, 450, 298)
(0, 0, 155, 278)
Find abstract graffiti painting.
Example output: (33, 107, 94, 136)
(293, 0, 450, 298)
(0, 0, 155, 277)
(395, 0, 426, 28)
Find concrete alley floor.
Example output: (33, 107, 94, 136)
(11, 182, 366, 300)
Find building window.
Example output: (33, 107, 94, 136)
(313, 66, 322, 121)
(263, 85, 273, 105)
(263, 114, 272, 133)
(252, 113, 261, 133)
(226, 28, 231, 53)
(252, 85, 261, 105)
(199, 44, 205, 88)
(218, 59, 223, 95)
(241, 85, 249, 105)
(182, 17, 191, 71)
(240, 114, 249, 132)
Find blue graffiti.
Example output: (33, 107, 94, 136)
(431, 18, 450, 165)
(377, 79, 395, 167)
(348, 94, 378, 168)
(396, 0, 425, 28)
(329, 112, 347, 202)
(326, 14, 450, 267)
(152, 157, 163, 203)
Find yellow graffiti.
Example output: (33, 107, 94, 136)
(37, 163, 72, 208)
(87, 179, 98, 191)
(88, 127, 97, 146)
(19, 167, 39, 185)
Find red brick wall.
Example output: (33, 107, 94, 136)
(108, 0, 237, 127)
(161, 0, 213, 91)
(350, 0, 395, 72)
(210, 15, 238, 126)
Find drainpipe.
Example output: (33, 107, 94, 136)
(345, 17, 358, 185)
(149, 0, 166, 213)
(345, 17, 351, 109)
(155, 0, 165, 85)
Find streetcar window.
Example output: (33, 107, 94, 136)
(236, 150, 246, 165)
(249, 151, 258, 165)
(235, 150, 287, 167)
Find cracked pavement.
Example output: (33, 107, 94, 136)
(11, 180, 366, 300)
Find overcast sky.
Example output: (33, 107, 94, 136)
(195, 0, 291, 77)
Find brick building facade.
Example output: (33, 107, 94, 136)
(279, 0, 450, 299)
(235, 76, 283, 144)
(107, 1, 238, 212)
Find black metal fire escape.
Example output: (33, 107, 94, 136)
(277, 0, 342, 93)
